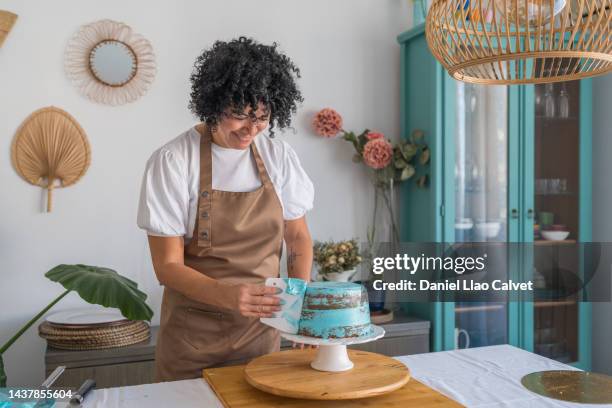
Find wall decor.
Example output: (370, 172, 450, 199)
(11, 107, 91, 212)
(64, 19, 156, 105)
(426, 0, 611, 84)
(0, 10, 17, 48)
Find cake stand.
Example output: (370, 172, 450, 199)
(280, 324, 385, 372)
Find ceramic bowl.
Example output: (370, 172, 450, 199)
(475, 222, 501, 239)
(455, 218, 474, 230)
(320, 268, 357, 282)
(541, 230, 570, 241)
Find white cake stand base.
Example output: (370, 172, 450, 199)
(280, 325, 385, 372)
(311, 344, 353, 371)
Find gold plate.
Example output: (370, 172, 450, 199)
(521, 370, 612, 404)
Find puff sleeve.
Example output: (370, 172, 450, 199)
(280, 142, 315, 220)
(137, 148, 190, 236)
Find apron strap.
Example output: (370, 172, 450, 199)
(250, 141, 273, 189)
(196, 124, 213, 248)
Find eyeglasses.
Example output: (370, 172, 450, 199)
(224, 110, 270, 126)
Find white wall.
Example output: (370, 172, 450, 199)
(592, 73, 612, 375)
(0, 0, 412, 386)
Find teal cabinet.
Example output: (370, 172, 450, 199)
(397, 24, 592, 369)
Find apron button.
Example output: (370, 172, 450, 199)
(200, 230, 209, 239)
(201, 211, 209, 219)
(201, 191, 209, 199)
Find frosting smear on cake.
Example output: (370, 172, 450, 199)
(297, 282, 372, 339)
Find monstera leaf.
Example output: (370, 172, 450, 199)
(0, 264, 153, 387)
(45, 264, 153, 321)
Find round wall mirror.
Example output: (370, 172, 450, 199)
(89, 40, 137, 87)
(65, 19, 156, 105)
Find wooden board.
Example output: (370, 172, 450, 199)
(203, 353, 463, 407)
(243, 349, 409, 400)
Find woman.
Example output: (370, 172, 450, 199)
(137, 37, 314, 382)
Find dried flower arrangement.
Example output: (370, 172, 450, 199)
(313, 239, 362, 276)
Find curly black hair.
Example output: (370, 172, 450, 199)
(189, 37, 303, 137)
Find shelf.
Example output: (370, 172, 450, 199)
(534, 300, 577, 308)
(455, 304, 505, 313)
(535, 192, 576, 196)
(534, 239, 577, 246)
(535, 115, 579, 121)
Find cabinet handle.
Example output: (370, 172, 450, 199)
(511, 208, 519, 219)
(526, 209, 534, 219)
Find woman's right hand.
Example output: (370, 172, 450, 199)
(228, 283, 282, 318)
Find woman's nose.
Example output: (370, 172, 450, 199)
(247, 121, 259, 136)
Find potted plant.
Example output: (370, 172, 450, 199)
(0, 264, 153, 387)
(313, 239, 362, 282)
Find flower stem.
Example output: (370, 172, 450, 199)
(372, 186, 379, 239)
(381, 186, 400, 244)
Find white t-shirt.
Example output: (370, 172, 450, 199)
(137, 126, 314, 242)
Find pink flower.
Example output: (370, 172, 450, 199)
(363, 138, 393, 169)
(366, 132, 384, 140)
(312, 108, 343, 137)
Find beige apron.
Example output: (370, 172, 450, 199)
(155, 124, 283, 382)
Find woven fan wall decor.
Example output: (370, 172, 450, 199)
(11, 107, 91, 212)
(0, 10, 17, 48)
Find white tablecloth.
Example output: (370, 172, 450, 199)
(82, 345, 611, 408)
(395, 345, 610, 408)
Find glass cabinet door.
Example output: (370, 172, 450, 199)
(453, 82, 509, 349)
(532, 80, 581, 363)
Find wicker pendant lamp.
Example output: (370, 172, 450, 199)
(425, 0, 611, 84)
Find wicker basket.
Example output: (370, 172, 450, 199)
(39, 320, 150, 350)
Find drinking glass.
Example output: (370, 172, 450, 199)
(544, 83, 555, 118)
(550, 178, 561, 194)
(558, 83, 570, 118)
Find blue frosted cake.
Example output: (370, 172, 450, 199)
(297, 282, 372, 339)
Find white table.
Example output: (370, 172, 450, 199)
(82, 345, 611, 408)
